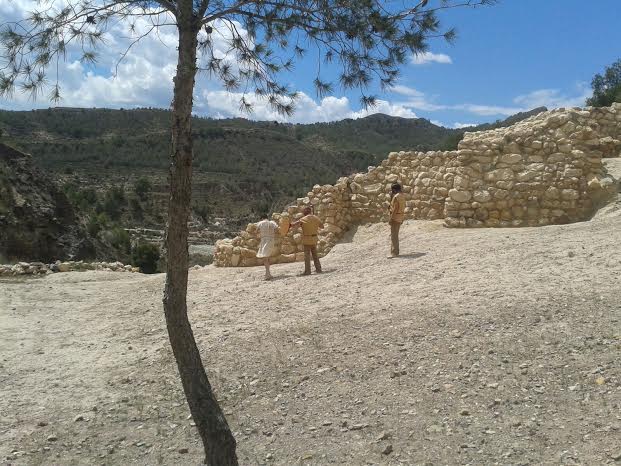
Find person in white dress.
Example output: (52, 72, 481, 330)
(256, 213, 279, 280)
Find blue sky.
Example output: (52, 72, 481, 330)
(0, 0, 620, 127)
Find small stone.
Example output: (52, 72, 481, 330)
(74, 415, 85, 422)
(611, 451, 621, 461)
(460, 409, 470, 416)
(426, 424, 443, 433)
(595, 377, 606, 385)
(376, 431, 392, 441)
(37, 421, 48, 427)
(487, 383, 499, 389)
(46, 435, 58, 442)
(178, 448, 189, 454)
(381, 444, 393, 455)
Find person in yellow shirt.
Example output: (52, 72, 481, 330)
(388, 183, 406, 258)
(290, 206, 323, 275)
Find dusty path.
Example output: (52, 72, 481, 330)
(2, 195, 621, 465)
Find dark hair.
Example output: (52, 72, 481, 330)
(260, 211, 269, 219)
(391, 183, 402, 192)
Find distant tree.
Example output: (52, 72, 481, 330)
(102, 186, 126, 220)
(0, 1, 496, 463)
(131, 242, 160, 273)
(587, 59, 621, 107)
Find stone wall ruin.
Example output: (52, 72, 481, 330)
(214, 104, 621, 267)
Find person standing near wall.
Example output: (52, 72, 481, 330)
(256, 212, 280, 280)
(290, 206, 324, 275)
(388, 183, 406, 258)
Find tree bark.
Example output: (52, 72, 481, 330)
(163, 3, 238, 464)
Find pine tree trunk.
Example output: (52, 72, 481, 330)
(163, 5, 238, 464)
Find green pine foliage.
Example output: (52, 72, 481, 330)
(587, 59, 621, 108)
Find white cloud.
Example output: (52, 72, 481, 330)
(410, 52, 453, 65)
(513, 85, 591, 109)
(453, 122, 478, 129)
(452, 104, 524, 116)
(430, 120, 445, 127)
(388, 85, 523, 116)
(389, 84, 425, 98)
(200, 90, 417, 123)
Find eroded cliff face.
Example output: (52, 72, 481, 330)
(0, 143, 98, 262)
(215, 104, 621, 267)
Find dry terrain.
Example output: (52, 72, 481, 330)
(2, 185, 621, 465)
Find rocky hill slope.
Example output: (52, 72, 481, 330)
(0, 143, 101, 262)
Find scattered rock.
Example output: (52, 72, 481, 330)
(382, 444, 393, 455)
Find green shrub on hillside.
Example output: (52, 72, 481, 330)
(107, 227, 131, 255)
(131, 242, 160, 274)
(102, 186, 126, 220)
(86, 212, 109, 236)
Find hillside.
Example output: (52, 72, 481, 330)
(2, 182, 620, 464)
(0, 107, 546, 239)
(0, 143, 102, 262)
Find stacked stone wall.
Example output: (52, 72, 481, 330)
(214, 178, 351, 267)
(445, 105, 620, 227)
(214, 104, 621, 267)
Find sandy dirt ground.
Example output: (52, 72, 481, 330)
(2, 192, 621, 465)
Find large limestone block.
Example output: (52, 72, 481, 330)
(350, 182, 363, 193)
(363, 183, 383, 194)
(472, 190, 492, 203)
(516, 170, 539, 182)
(499, 153, 523, 164)
(564, 168, 583, 177)
(561, 189, 580, 200)
(486, 168, 515, 182)
(453, 175, 469, 189)
(433, 187, 449, 198)
(448, 189, 472, 203)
